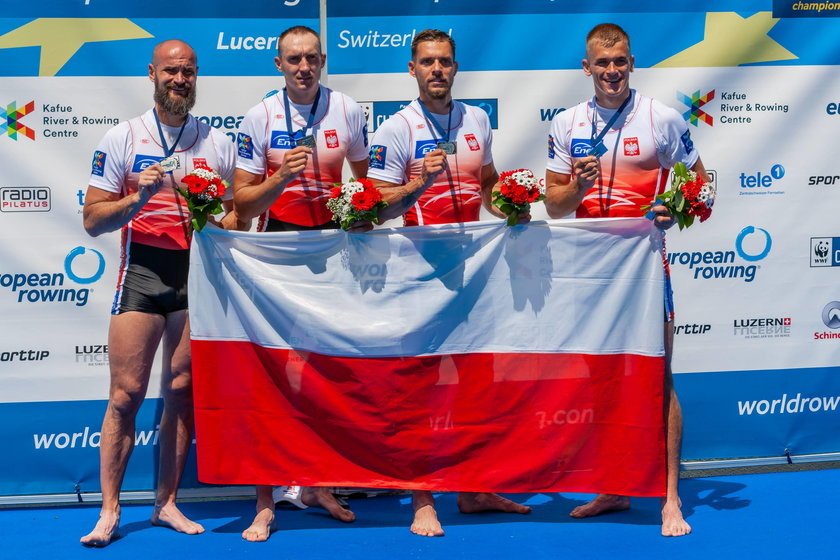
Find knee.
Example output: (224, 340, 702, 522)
(162, 368, 193, 404)
(109, 383, 146, 418)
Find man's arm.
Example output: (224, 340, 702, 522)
(369, 149, 446, 222)
(233, 146, 311, 221)
(83, 164, 166, 237)
(348, 158, 369, 181)
(544, 156, 600, 219)
(479, 161, 505, 219)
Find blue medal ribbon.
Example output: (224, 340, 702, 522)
(283, 86, 322, 142)
(417, 98, 453, 143)
(152, 108, 188, 158)
(589, 90, 634, 152)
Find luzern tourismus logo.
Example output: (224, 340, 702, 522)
(810, 237, 840, 267)
(667, 226, 772, 282)
(0, 247, 105, 306)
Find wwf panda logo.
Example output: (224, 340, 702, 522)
(815, 240, 830, 259)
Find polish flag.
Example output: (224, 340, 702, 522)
(189, 219, 666, 496)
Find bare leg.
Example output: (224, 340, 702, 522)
(150, 311, 204, 535)
(457, 492, 531, 514)
(410, 490, 444, 537)
(301, 487, 355, 522)
(81, 312, 165, 546)
(661, 321, 690, 537)
(243, 485, 276, 542)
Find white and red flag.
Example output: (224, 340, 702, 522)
(189, 218, 666, 496)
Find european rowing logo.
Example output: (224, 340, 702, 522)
(369, 145, 387, 170)
(91, 151, 106, 176)
(678, 89, 715, 127)
(238, 132, 253, 159)
(1, 100, 36, 141)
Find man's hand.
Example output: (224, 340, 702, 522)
(420, 148, 447, 184)
(572, 155, 599, 191)
(275, 146, 312, 184)
(137, 164, 166, 200)
(347, 220, 374, 232)
(650, 203, 675, 230)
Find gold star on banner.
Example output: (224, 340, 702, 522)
(654, 12, 797, 68)
(0, 18, 153, 76)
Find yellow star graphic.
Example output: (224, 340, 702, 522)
(654, 12, 797, 67)
(0, 18, 153, 76)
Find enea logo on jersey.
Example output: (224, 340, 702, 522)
(810, 237, 840, 267)
(571, 139, 592, 158)
(0, 187, 50, 212)
(237, 133, 253, 159)
(667, 225, 772, 283)
(369, 145, 387, 170)
(414, 140, 438, 159)
(0, 246, 106, 307)
(91, 150, 106, 176)
(270, 131, 294, 150)
(131, 155, 163, 173)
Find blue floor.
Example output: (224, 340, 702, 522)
(2, 469, 835, 560)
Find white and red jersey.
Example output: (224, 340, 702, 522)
(236, 86, 369, 227)
(88, 110, 235, 250)
(367, 99, 492, 226)
(546, 91, 699, 218)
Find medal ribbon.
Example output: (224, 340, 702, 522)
(283, 87, 322, 141)
(589, 90, 633, 148)
(417, 98, 453, 143)
(152, 108, 188, 158)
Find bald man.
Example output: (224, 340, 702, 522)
(80, 39, 241, 546)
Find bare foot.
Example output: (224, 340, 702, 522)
(569, 494, 630, 518)
(242, 507, 276, 542)
(661, 498, 691, 537)
(80, 509, 120, 547)
(411, 491, 444, 537)
(457, 492, 531, 514)
(301, 487, 355, 522)
(151, 502, 205, 535)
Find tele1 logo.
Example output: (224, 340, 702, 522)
(740, 164, 784, 189)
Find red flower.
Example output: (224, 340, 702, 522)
(351, 189, 381, 211)
(330, 186, 343, 199)
(501, 182, 530, 205)
(356, 177, 374, 189)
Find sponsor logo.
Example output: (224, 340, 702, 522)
(359, 98, 499, 132)
(237, 132, 253, 159)
(1, 100, 36, 140)
(464, 133, 480, 151)
(195, 114, 244, 143)
(75, 344, 109, 366)
(733, 317, 791, 338)
(0, 349, 49, 362)
(667, 226, 772, 282)
(815, 301, 840, 340)
(548, 134, 555, 159)
(325, 129, 339, 149)
(270, 130, 294, 149)
(674, 323, 711, 335)
(828, 102, 840, 115)
(0, 187, 50, 212)
(623, 136, 639, 156)
(570, 139, 592, 158)
(131, 155, 163, 173)
(738, 392, 840, 416)
(680, 130, 694, 154)
(809, 175, 840, 185)
(810, 237, 840, 267)
(539, 107, 566, 122)
(0, 246, 105, 307)
(739, 164, 785, 195)
(414, 140, 437, 158)
(678, 89, 715, 127)
(92, 150, 106, 176)
(369, 145, 387, 170)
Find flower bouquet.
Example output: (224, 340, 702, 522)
(175, 164, 227, 232)
(642, 162, 715, 230)
(326, 177, 388, 230)
(492, 168, 545, 226)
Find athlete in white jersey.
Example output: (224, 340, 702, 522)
(368, 99, 491, 226)
(544, 23, 710, 538)
(81, 40, 241, 548)
(233, 26, 366, 542)
(368, 29, 532, 538)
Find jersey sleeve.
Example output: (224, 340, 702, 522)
(653, 101, 700, 170)
(235, 102, 268, 175)
(475, 107, 493, 167)
(88, 122, 131, 194)
(343, 96, 370, 162)
(367, 113, 412, 184)
(546, 110, 573, 175)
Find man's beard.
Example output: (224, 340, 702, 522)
(153, 81, 196, 117)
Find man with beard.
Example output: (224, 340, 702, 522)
(80, 39, 240, 547)
(366, 28, 531, 537)
(233, 25, 368, 542)
(544, 23, 709, 537)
